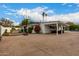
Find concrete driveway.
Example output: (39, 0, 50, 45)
(0, 31, 79, 56)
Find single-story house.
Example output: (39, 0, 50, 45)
(30, 21, 66, 34)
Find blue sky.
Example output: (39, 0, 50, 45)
(0, 3, 79, 25)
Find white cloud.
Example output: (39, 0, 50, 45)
(1, 4, 79, 24)
(5, 12, 13, 15)
(7, 8, 17, 12)
(5, 18, 19, 26)
(2, 4, 7, 8)
(17, 6, 55, 22)
(6, 18, 11, 20)
(68, 4, 72, 7)
(43, 6, 48, 10)
(16, 6, 79, 24)
(61, 3, 68, 6)
(13, 22, 19, 26)
(29, 12, 42, 22)
(73, 3, 79, 8)
(50, 12, 79, 23)
(5, 18, 15, 23)
(32, 7, 47, 14)
(2, 4, 17, 12)
(17, 8, 28, 16)
(61, 3, 72, 7)
(46, 10, 54, 14)
(76, 3, 79, 7)
(77, 5, 79, 7)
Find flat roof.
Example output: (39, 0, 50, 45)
(30, 21, 65, 25)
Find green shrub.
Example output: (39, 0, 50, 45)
(19, 29, 24, 33)
(69, 24, 79, 31)
(28, 26, 33, 33)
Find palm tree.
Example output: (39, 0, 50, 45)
(42, 12, 47, 22)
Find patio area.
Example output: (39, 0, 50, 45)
(0, 31, 79, 56)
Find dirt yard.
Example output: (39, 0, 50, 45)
(0, 31, 79, 56)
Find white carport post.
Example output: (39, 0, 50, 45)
(61, 24, 63, 34)
(40, 23, 46, 34)
(56, 23, 58, 35)
(0, 25, 2, 41)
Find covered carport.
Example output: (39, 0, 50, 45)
(40, 21, 65, 35)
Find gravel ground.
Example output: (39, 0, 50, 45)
(0, 31, 79, 56)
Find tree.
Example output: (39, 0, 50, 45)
(66, 22, 79, 31)
(69, 24, 79, 31)
(20, 18, 29, 26)
(66, 22, 74, 25)
(20, 18, 30, 35)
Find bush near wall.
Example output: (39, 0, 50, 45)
(34, 25, 41, 33)
(28, 26, 33, 33)
(19, 29, 24, 33)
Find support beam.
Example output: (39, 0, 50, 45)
(61, 24, 63, 34)
(40, 23, 46, 34)
(56, 23, 58, 35)
(0, 25, 2, 41)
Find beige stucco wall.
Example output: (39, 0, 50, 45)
(4, 27, 12, 32)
